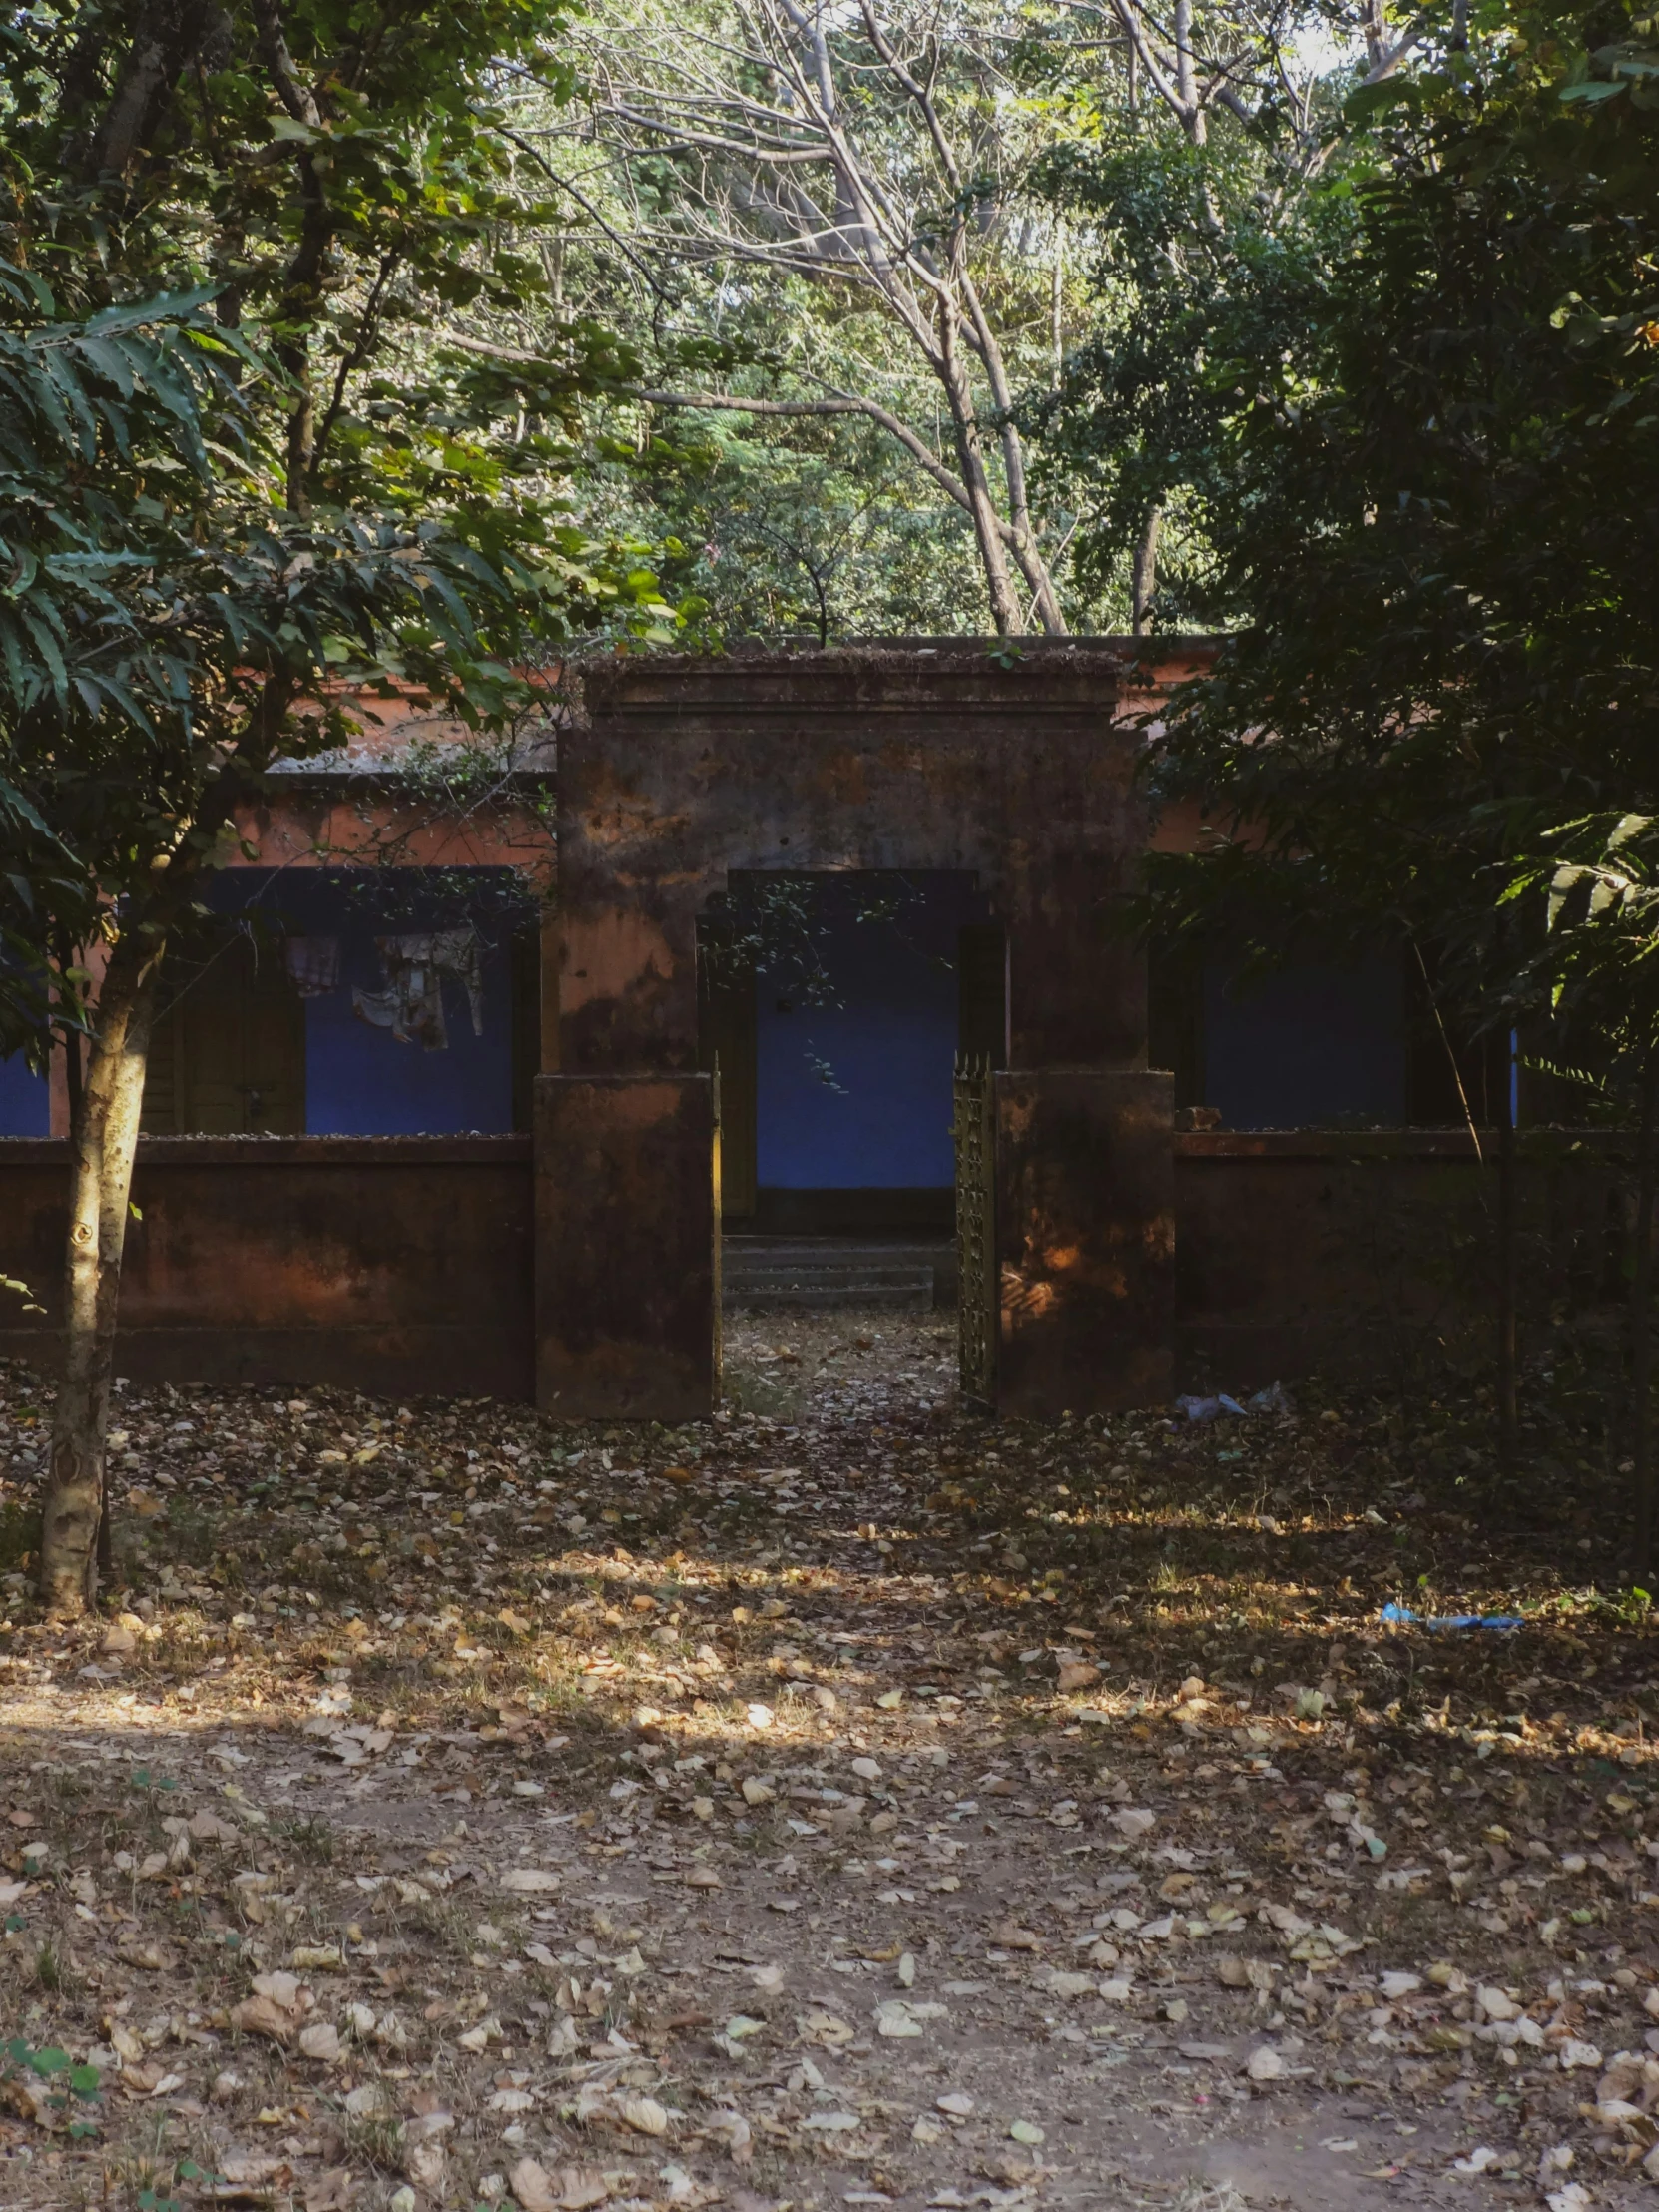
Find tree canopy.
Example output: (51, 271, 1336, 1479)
(491, 0, 1384, 634)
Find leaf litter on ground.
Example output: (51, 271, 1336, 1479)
(0, 1314, 1656, 2212)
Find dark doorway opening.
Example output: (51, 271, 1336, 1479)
(700, 871, 1001, 1300)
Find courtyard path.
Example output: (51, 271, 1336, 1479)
(0, 1314, 1655, 2212)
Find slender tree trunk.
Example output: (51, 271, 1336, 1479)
(1132, 504, 1161, 634)
(54, 953, 115, 1578)
(39, 928, 163, 1616)
(1362, 0, 1389, 71)
(1007, 524, 1066, 635)
(937, 327, 1025, 635)
(63, 1019, 84, 1146)
(1496, 1066, 1518, 1479)
(253, 0, 328, 513)
(87, 0, 216, 179)
(1631, 1048, 1659, 1578)
(1174, 0, 1205, 143)
(955, 271, 1065, 636)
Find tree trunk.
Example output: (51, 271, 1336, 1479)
(63, 1018, 84, 1146)
(39, 927, 163, 1616)
(936, 330, 1026, 636)
(1496, 1073, 1518, 1479)
(52, 955, 116, 1576)
(1631, 1049, 1659, 1578)
(954, 274, 1065, 636)
(88, 0, 216, 179)
(1132, 504, 1161, 634)
(1174, 0, 1205, 143)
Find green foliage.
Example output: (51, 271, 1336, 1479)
(2, 2034, 104, 2126)
(1127, 0, 1659, 1058)
(628, 413, 983, 643)
(1510, 811, 1659, 1104)
(1101, 0, 1659, 1543)
(1029, 136, 1364, 626)
(536, 0, 1116, 630)
(0, 0, 680, 1070)
(0, 1499, 42, 1570)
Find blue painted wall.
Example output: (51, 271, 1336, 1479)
(1204, 950, 1406, 1130)
(754, 873, 987, 1189)
(0, 1052, 49, 1136)
(212, 869, 525, 1136)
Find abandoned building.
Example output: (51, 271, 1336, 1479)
(0, 642, 1624, 1419)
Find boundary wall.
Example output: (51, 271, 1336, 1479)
(0, 1127, 1636, 1405)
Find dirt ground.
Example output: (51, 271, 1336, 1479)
(1, 1311, 1657, 2212)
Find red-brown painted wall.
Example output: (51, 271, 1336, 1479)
(0, 1137, 533, 1400)
(0, 1126, 1637, 1406)
(1175, 1128, 1633, 1389)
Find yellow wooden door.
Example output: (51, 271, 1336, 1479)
(142, 936, 305, 1133)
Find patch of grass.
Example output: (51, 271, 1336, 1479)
(274, 1815, 334, 1864)
(343, 2104, 408, 2171)
(107, 2133, 179, 2209)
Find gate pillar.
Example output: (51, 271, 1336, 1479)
(534, 1073, 721, 1421)
(956, 1067, 1174, 1417)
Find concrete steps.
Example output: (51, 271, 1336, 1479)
(723, 1237, 954, 1311)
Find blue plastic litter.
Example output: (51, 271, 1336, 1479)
(1247, 1380, 1301, 1415)
(1379, 1601, 1525, 1632)
(1176, 1393, 1247, 1422)
(1247, 1382, 1295, 1415)
(1175, 1382, 1295, 1422)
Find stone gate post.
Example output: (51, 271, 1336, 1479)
(993, 1068, 1174, 1415)
(533, 1072, 720, 1421)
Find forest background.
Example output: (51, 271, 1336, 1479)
(536, 0, 1388, 640)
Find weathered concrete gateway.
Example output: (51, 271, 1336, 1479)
(539, 643, 1174, 1423)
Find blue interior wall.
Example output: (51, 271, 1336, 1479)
(755, 873, 986, 1189)
(301, 930, 514, 1137)
(212, 869, 523, 1136)
(0, 1052, 49, 1136)
(1204, 949, 1406, 1130)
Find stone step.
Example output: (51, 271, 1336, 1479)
(724, 1269, 934, 1312)
(725, 1274, 937, 1292)
(722, 1236, 955, 1311)
(724, 1239, 951, 1267)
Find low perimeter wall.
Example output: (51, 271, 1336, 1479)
(1175, 1128, 1632, 1391)
(0, 1137, 534, 1400)
(0, 1128, 1638, 1404)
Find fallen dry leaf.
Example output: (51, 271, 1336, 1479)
(511, 2159, 612, 2211)
(303, 2169, 355, 2212)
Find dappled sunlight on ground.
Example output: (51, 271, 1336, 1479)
(0, 1316, 1656, 2212)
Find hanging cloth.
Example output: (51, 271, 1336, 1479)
(350, 928, 485, 1052)
(282, 936, 341, 998)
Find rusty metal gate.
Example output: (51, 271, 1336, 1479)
(952, 1056, 997, 1408)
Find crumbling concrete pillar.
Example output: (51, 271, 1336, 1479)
(994, 1068, 1174, 1416)
(534, 1073, 720, 1421)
